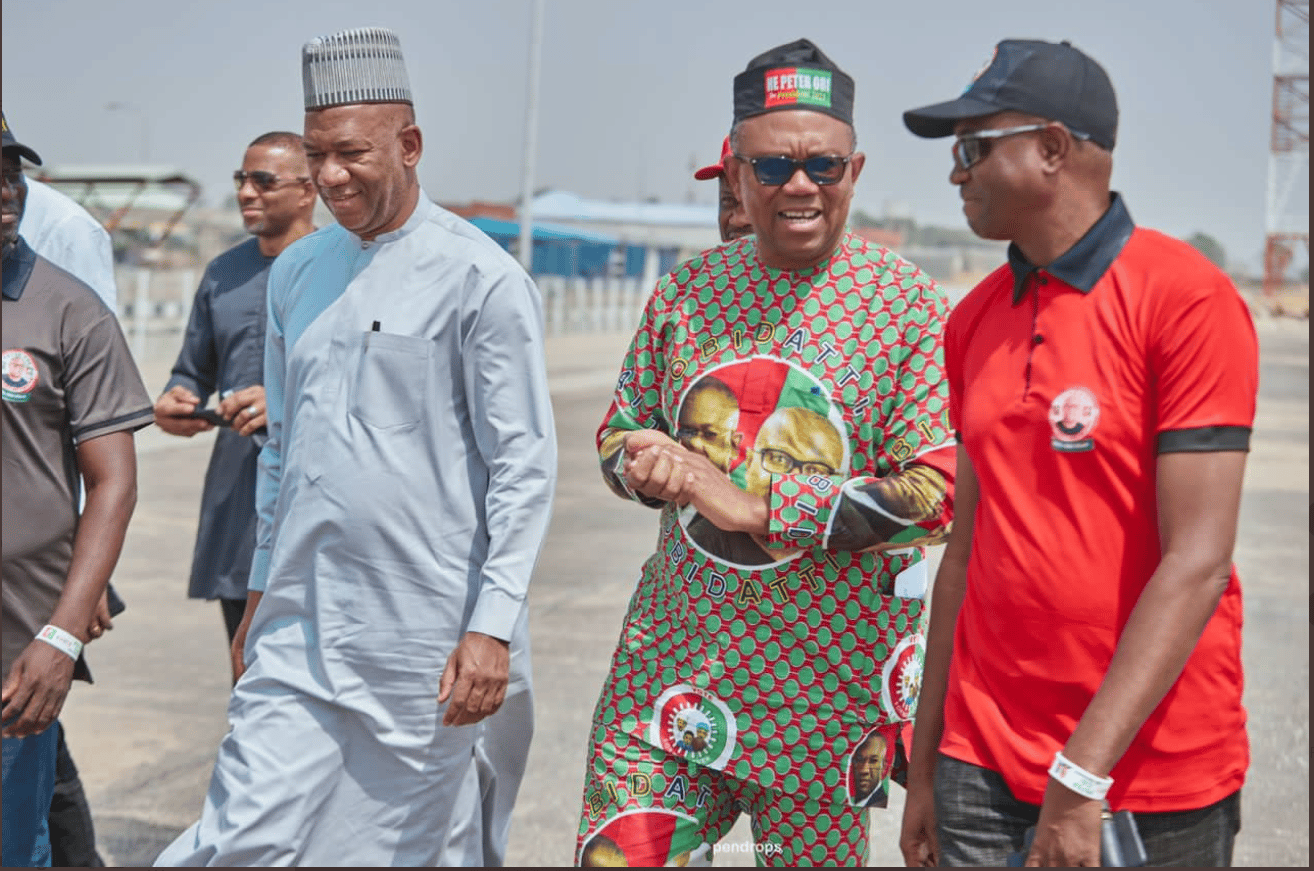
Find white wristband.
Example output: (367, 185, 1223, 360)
(1049, 751, 1113, 801)
(35, 624, 83, 662)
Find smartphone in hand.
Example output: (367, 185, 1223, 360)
(185, 408, 231, 427)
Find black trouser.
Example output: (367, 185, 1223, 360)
(49, 722, 104, 867)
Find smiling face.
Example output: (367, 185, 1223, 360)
(302, 102, 422, 240)
(236, 142, 314, 238)
(948, 111, 1053, 242)
(727, 110, 863, 271)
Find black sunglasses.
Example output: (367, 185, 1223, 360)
(233, 170, 309, 192)
(734, 154, 852, 186)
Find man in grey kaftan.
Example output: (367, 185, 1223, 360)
(155, 28, 556, 867)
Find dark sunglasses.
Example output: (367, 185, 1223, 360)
(735, 154, 852, 186)
(951, 123, 1091, 172)
(233, 170, 309, 192)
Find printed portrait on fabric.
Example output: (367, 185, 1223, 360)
(676, 356, 849, 569)
(846, 726, 895, 808)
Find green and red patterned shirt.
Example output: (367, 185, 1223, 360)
(592, 232, 955, 806)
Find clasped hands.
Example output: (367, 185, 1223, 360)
(621, 430, 767, 536)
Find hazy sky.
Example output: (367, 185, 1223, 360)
(2, 0, 1299, 272)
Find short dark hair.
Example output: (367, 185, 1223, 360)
(247, 131, 304, 150)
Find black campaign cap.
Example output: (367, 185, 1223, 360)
(902, 39, 1117, 150)
(733, 38, 855, 126)
(1, 112, 42, 166)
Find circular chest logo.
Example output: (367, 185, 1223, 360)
(1048, 386, 1100, 452)
(2, 349, 39, 402)
(881, 634, 925, 721)
(648, 684, 736, 770)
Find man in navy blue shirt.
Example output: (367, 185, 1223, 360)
(152, 132, 315, 680)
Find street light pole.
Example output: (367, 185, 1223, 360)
(517, 0, 544, 274)
(105, 101, 149, 162)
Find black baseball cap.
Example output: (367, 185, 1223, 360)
(902, 39, 1117, 150)
(733, 38, 855, 126)
(1, 112, 42, 166)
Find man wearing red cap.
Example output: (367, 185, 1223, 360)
(899, 39, 1254, 867)
(575, 39, 955, 866)
(693, 136, 752, 244)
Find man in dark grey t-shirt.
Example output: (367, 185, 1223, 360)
(152, 132, 315, 681)
(2, 112, 154, 868)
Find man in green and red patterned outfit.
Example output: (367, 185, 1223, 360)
(575, 39, 956, 867)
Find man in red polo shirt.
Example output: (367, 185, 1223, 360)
(897, 39, 1257, 866)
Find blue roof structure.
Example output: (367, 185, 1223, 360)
(468, 215, 621, 277)
(467, 215, 619, 245)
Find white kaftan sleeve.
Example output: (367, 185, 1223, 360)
(462, 270, 557, 641)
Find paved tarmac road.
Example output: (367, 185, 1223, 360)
(56, 317, 1307, 867)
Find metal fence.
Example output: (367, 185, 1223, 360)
(112, 267, 653, 359)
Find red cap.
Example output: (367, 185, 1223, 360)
(693, 136, 733, 181)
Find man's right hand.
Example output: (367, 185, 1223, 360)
(229, 591, 262, 685)
(154, 385, 215, 437)
(621, 430, 698, 504)
(1, 640, 76, 738)
(899, 773, 940, 867)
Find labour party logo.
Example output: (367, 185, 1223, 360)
(1048, 386, 1100, 452)
(881, 634, 925, 721)
(2, 349, 38, 403)
(649, 684, 736, 770)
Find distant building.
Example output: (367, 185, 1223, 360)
(445, 191, 720, 281)
(528, 190, 717, 282)
(852, 226, 905, 250)
(464, 215, 621, 278)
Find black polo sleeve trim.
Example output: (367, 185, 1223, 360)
(1157, 426, 1251, 454)
(71, 407, 154, 443)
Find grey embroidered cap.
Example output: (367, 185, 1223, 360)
(302, 27, 413, 111)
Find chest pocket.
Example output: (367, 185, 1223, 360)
(349, 331, 431, 430)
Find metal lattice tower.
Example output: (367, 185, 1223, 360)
(1265, 0, 1309, 295)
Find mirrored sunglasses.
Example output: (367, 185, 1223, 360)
(951, 123, 1091, 171)
(736, 154, 852, 186)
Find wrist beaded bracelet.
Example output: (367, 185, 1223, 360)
(36, 624, 83, 662)
(1048, 750, 1113, 801)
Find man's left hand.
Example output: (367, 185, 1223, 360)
(1, 641, 76, 738)
(1023, 780, 1103, 866)
(217, 385, 267, 438)
(86, 590, 114, 641)
(438, 631, 510, 727)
